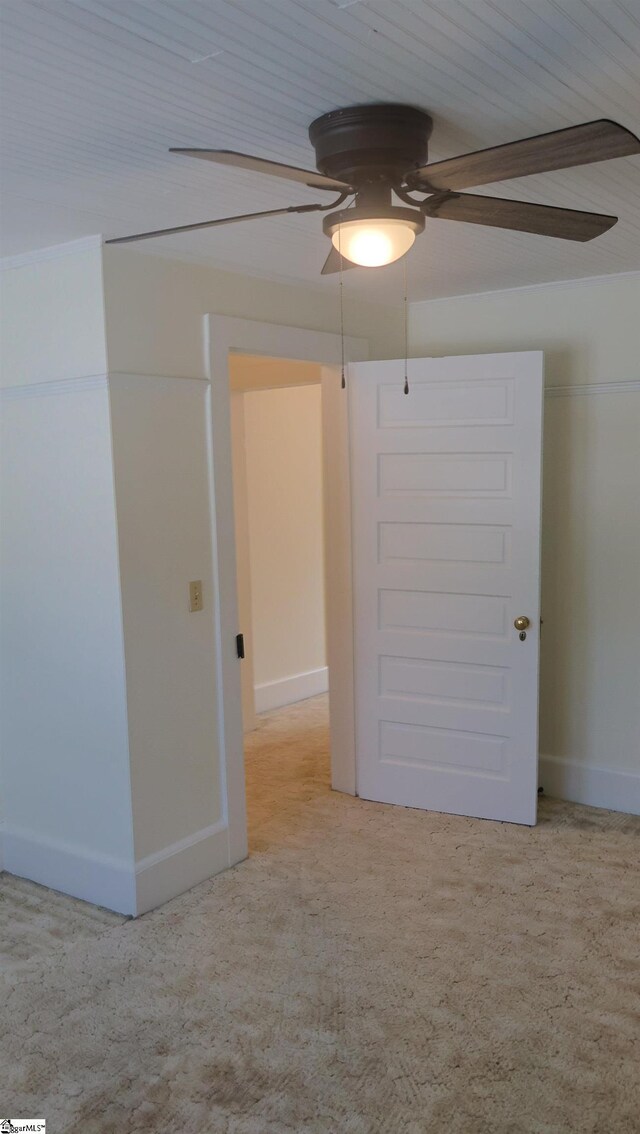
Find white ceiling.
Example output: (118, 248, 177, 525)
(2, 0, 639, 300)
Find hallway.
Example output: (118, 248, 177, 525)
(245, 693, 330, 851)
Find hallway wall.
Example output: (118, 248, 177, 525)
(243, 383, 327, 712)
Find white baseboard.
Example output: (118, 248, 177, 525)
(1, 820, 233, 917)
(135, 819, 230, 916)
(254, 666, 329, 713)
(1, 825, 137, 915)
(539, 755, 640, 815)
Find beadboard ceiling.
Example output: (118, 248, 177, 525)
(1, 0, 639, 300)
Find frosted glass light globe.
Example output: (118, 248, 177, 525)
(331, 218, 416, 267)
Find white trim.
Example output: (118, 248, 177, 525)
(0, 374, 108, 400)
(322, 364, 357, 795)
(545, 380, 640, 398)
(100, 234, 111, 373)
(135, 819, 227, 871)
(1, 825, 136, 915)
(539, 755, 640, 816)
(206, 316, 367, 867)
(135, 819, 229, 916)
(105, 378, 138, 891)
(230, 391, 258, 733)
(0, 235, 104, 271)
(410, 269, 640, 307)
(254, 667, 329, 714)
(217, 316, 366, 367)
(0, 372, 211, 401)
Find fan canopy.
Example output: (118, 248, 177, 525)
(308, 104, 433, 187)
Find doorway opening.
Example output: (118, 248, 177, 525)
(206, 315, 367, 869)
(229, 354, 331, 846)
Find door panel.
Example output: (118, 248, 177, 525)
(350, 353, 543, 825)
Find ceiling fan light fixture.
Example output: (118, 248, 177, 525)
(331, 218, 416, 266)
(323, 204, 425, 267)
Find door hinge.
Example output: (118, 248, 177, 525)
(236, 633, 245, 660)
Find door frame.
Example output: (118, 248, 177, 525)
(205, 315, 367, 865)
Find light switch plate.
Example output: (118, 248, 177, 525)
(189, 580, 203, 612)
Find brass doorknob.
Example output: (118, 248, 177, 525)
(514, 616, 530, 631)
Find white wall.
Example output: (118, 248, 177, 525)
(541, 389, 640, 777)
(242, 383, 327, 712)
(0, 243, 137, 910)
(0, 239, 107, 388)
(409, 273, 640, 813)
(108, 376, 222, 869)
(102, 246, 404, 377)
(0, 382, 136, 911)
(408, 273, 639, 388)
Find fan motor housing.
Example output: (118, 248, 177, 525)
(309, 104, 433, 186)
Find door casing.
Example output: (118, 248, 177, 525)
(206, 316, 367, 865)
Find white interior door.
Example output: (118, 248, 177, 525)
(350, 352, 544, 825)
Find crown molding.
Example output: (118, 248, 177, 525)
(0, 234, 104, 271)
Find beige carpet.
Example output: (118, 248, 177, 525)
(0, 875, 125, 972)
(2, 695, 639, 1133)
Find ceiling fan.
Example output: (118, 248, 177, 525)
(106, 104, 640, 272)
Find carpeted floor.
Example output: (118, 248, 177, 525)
(2, 695, 639, 1132)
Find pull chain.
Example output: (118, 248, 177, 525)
(403, 257, 409, 395)
(338, 228, 346, 389)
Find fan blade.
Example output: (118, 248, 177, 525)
(321, 246, 357, 274)
(423, 193, 617, 241)
(170, 148, 351, 192)
(408, 119, 640, 191)
(105, 202, 327, 244)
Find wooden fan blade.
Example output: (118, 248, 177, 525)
(105, 202, 326, 244)
(321, 245, 357, 274)
(423, 193, 617, 241)
(408, 120, 640, 191)
(170, 148, 352, 192)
